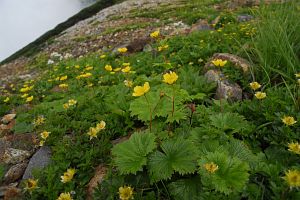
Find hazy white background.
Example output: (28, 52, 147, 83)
(0, 0, 88, 61)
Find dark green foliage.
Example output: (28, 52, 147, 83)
(148, 137, 197, 182)
(112, 131, 157, 174)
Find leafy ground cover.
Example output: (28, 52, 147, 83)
(0, 0, 300, 199)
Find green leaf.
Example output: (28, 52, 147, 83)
(198, 151, 250, 195)
(129, 90, 160, 122)
(168, 177, 202, 200)
(209, 112, 253, 135)
(112, 131, 157, 174)
(149, 137, 197, 182)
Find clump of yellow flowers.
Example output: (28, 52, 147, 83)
(61, 168, 76, 183)
(119, 186, 134, 200)
(283, 169, 300, 188)
(204, 162, 219, 173)
(150, 30, 160, 38)
(26, 95, 34, 102)
(63, 99, 77, 110)
(57, 192, 73, 200)
(132, 82, 150, 97)
(124, 80, 133, 88)
(288, 142, 300, 155)
(76, 72, 92, 79)
(212, 59, 227, 67)
(39, 131, 51, 147)
(118, 47, 128, 54)
(87, 120, 106, 140)
(282, 116, 297, 126)
(3, 97, 9, 103)
(33, 115, 46, 127)
(163, 71, 178, 85)
(158, 44, 169, 52)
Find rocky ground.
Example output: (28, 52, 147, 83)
(0, 0, 287, 199)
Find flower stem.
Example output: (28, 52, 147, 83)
(144, 95, 152, 132)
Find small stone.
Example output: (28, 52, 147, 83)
(4, 162, 28, 184)
(190, 19, 214, 33)
(87, 164, 108, 200)
(1, 114, 16, 124)
(22, 146, 52, 179)
(237, 14, 254, 22)
(1, 148, 31, 165)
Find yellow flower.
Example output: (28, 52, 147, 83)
(163, 71, 178, 85)
(249, 82, 261, 90)
(26, 96, 34, 102)
(68, 99, 77, 106)
(3, 97, 9, 103)
(76, 73, 92, 79)
(60, 75, 68, 81)
(124, 80, 133, 88)
(100, 54, 106, 59)
(114, 67, 122, 72)
(21, 93, 29, 98)
(283, 169, 300, 188)
(20, 86, 33, 93)
(75, 65, 80, 69)
(132, 82, 150, 97)
(105, 65, 113, 71)
(40, 131, 50, 140)
(33, 116, 45, 126)
(87, 83, 94, 87)
(85, 66, 93, 71)
(57, 192, 73, 200)
(212, 59, 227, 67)
(295, 73, 300, 78)
(118, 47, 128, 53)
(63, 103, 69, 109)
(61, 168, 76, 183)
(204, 162, 219, 173)
(150, 30, 160, 38)
(158, 44, 169, 52)
(39, 140, 45, 147)
(24, 179, 38, 192)
(119, 186, 134, 200)
(122, 66, 131, 73)
(288, 142, 300, 155)
(87, 127, 99, 140)
(122, 63, 130, 66)
(254, 92, 266, 100)
(282, 116, 297, 126)
(96, 121, 106, 130)
(59, 84, 68, 88)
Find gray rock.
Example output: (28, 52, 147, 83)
(4, 162, 28, 184)
(216, 80, 243, 101)
(237, 14, 254, 22)
(205, 70, 242, 101)
(1, 148, 31, 165)
(22, 146, 52, 179)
